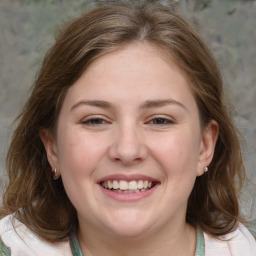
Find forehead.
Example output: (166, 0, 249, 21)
(60, 43, 197, 112)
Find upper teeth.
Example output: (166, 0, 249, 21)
(101, 180, 153, 190)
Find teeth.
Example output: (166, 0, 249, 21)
(107, 180, 113, 189)
(137, 180, 144, 189)
(143, 180, 148, 189)
(119, 180, 128, 190)
(110, 189, 147, 194)
(129, 181, 137, 190)
(112, 180, 119, 189)
(101, 179, 155, 192)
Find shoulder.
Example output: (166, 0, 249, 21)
(0, 214, 72, 256)
(204, 223, 256, 256)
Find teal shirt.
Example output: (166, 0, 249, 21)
(0, 237, 11, 256)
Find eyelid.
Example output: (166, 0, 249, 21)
(145, 115, 176, 125)
(80, 115, 111, 125)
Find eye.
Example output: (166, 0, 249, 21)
(147, 116, 175, 125)
(81, 117, 109, 126)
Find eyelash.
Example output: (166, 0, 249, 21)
(147, 117, 175, 126)
(81, 117, 108, 126)
(80, 116, 175, 127)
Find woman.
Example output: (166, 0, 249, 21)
(0, 1, 255, 255)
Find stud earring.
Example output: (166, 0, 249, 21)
(52, 168, 59, 180)
(203, 166, 208, 173)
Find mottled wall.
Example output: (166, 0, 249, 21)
(0, 0, 255, 217)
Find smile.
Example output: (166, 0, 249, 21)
(100, 180, 157, 193)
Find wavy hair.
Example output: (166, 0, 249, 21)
(2, 0, 244, 241)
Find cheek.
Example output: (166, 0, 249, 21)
(55, 131, 105, 210)
(56, 130, 105, 178)
(149, 130, 200, 176)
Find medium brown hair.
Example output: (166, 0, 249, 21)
(2, 1, 244, 241)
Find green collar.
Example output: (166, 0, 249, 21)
(195, 227, 205, 256)
(69, 228, 205, 256)
(70, 232, 83, 256)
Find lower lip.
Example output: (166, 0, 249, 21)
(98, 184, 159, 202)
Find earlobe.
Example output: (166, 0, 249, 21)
(197, 120, 219, 176)
(40, 129, 59, 171)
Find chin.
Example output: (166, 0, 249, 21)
(108, 224, 151, 239)
(103, 210, 154, 238)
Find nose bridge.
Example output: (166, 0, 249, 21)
(109, 119, 147, 164)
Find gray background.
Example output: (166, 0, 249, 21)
(0, 0, 255, 218)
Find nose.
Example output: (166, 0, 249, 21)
(108, 123, 147, 165)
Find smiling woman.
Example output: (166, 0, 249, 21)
(0, 1, 255, 256)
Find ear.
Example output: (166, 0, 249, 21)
(197, 120, 219, 176)
(40, 129, 59, 171)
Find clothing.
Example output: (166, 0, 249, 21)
(0, 215, 71, 256)
(0, 214, 255, 255)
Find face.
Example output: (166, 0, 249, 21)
(42, 43, 218, 239)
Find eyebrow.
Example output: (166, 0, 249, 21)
(139, 99, 187, 110)
(70, 99, 186, 112)
(70, 100, 114, 111)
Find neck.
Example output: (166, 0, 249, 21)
(77, 222, 196, 256)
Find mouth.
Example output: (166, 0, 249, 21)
(100, 179, 158, 194)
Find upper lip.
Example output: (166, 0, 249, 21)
(97, 174, 159, 184)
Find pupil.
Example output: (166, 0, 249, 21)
(92, 118, 102, 124)
(154, 118, 165, 124)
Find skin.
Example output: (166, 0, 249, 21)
(41, 43, 218, 256)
